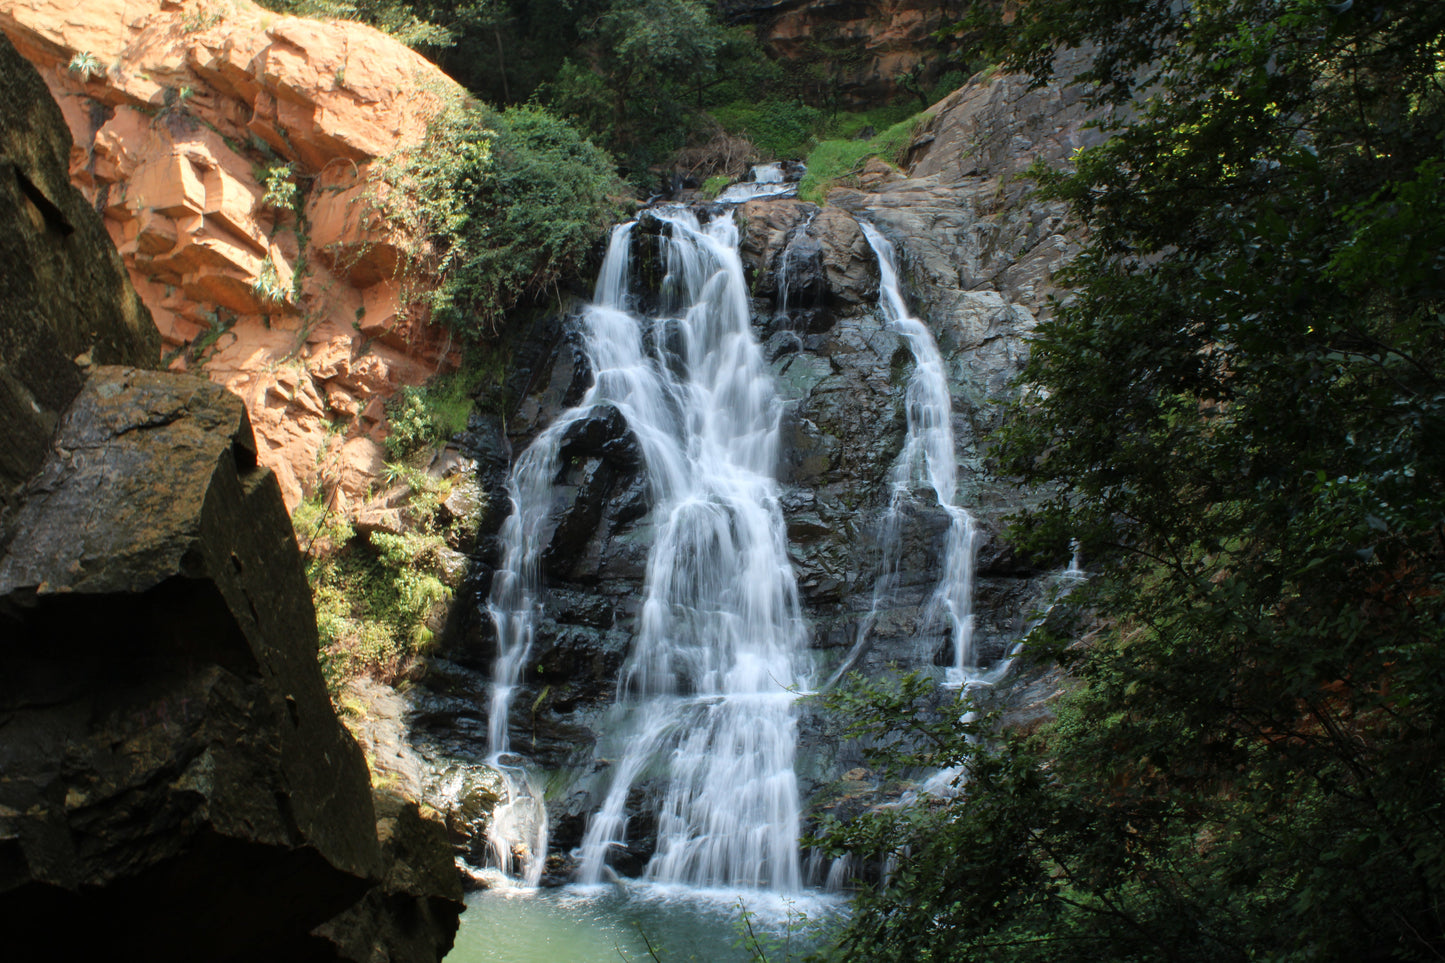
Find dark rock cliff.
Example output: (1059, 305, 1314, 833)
(0, 34, 461, 961)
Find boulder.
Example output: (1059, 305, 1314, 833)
(0, 367, 383, 959)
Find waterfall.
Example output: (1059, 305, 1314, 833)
(481, 223, 642, 886)
(576, 207, 808, 891)
(488, 207, 808, 892)
(859, 223, 984, 687)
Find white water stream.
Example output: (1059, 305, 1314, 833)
(488, 208, 809, 892)
(859, 223, 985, 688)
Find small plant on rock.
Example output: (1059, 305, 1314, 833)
(67, 51, 104, 81)
(261, 163, 299, 212)
(251, 254, 290, 305)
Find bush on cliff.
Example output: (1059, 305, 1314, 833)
(380, 98, 624, 337)
(817, 2, 1445, 961)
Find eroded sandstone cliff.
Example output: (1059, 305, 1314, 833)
(0, 0, 463, 514)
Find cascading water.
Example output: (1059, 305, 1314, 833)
(716, 162, 800, 205)
(575, 207, 808, 891)
(859, 223, 986, 688)
(487, 206, 809, 892)
(482, 223, 640, 886)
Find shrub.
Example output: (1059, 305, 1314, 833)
(380, 99, 623, 337)
(709, 99, 824, 159)
(260, 163, 299, 211)
(382, 368, 475, 460)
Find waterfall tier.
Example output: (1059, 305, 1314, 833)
(490, 208, 809, 891)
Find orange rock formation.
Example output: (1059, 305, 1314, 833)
(0, 0, 462, 513)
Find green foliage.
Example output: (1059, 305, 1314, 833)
(797, 117, 920, 203)
(252, 0, 454, 49)
(260, 163, 299, 211)
(292, 489, 355, 555)
(309, 536, 448, 689)
(821, 2, 1445, 961)
(380, 97, 622, 333)
(708, 100, 824, 160)
(251, 253, 289, 304)
(382, 368, 475, 459)
(302, 464, 467, 691)
(541, 0, 747, 176)
(67, 51, 104, 81)
(700, 174, 730, 200)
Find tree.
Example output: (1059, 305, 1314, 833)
(817, 2, 1445, 960)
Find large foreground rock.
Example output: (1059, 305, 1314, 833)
(0, 367, 384, 958)
(0, 34, 461, 960)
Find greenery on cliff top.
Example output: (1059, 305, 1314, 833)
(814, 2, 1445, 960)
(379, 99, 625, 336)
(257, 0, 971, 191)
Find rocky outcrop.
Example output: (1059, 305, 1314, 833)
(719, 0, 963, 107)
(0, 0, 464, 513)
(0, 35, 460, 959)
(0, 367, 384, 958)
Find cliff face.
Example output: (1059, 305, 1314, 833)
(720, 0, 968, 106)
(0, 0, 462, 513)
(0, 33, 461, 959)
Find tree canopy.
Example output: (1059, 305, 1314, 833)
(817, 2, 1445, 960)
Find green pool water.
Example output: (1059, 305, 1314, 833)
(444, 883, 844, 963)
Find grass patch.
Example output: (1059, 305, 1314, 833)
(798, 116, 923, 203)
(705, 99, 920, 164)
(701, 173, 731, 199)
(383, 365, 478, 460)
